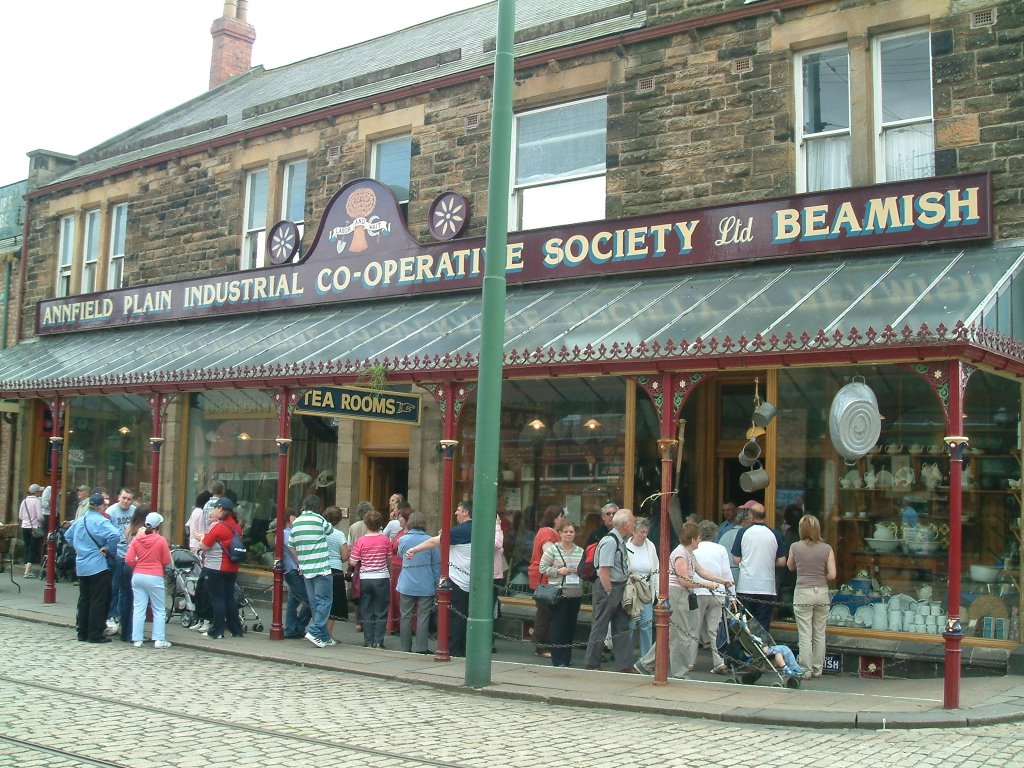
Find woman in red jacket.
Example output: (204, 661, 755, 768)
(198, 497, 245, 639)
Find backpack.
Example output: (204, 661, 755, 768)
(579, 533, 625, 582)
(577, 541, 600, 582)
(225, 528, 247, 564)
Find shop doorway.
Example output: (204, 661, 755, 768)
(365, 454, 408, 514)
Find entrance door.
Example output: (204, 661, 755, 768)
(365, 455, 408, 513)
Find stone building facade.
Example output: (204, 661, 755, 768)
(2, 0, 1023, 663)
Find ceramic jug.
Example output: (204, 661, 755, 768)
(871, 601, 889, 631)
(921, 462, 942, 490)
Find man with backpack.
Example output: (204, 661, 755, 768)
(583, 507, 636, 672)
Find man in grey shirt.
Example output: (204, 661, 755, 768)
(583, 508, 635, 672)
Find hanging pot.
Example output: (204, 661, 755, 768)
(738, 439, 762, 468)
(828, 378, 881, 461)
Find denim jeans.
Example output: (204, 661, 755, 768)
(284, 569, 311, 636)
(119, 564, 135, 641)
(132, 573, 167, 642)
(303, 573, 333, 642)
(108, 557, 125, 620)
(360, 578, 390, 646)
(629, 600, 653, 658)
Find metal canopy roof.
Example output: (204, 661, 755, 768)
(2, 241, 1022, 397)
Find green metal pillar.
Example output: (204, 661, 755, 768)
(465, 0, 516, 689)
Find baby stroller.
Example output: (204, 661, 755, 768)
(166, 547, 203, 627)
(235, 581, 264, 633)
(39, 523, 76, 582)
(716, 593, 802, 689)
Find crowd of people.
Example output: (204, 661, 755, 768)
(15, 478, 834, 679)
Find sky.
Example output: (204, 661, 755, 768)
(0, 0, 490, 185)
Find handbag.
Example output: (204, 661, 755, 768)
(533, 583, 562, 606)
(349, 565, 362, 601)
(31, 526, 45, 539)
(688, 590, 698, 610)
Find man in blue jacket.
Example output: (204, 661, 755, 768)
(63, 493, 121, 643)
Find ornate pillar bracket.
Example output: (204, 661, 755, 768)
(901, 362, 975, 421)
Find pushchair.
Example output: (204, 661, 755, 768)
(716, 592, 802, 689)
(166, 547, 203, 627)
(38, 523, 76, 582)
(235, 581, 264, 633)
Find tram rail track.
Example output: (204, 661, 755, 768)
(0, 674, 468, 768)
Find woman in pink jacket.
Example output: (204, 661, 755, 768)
(125, 512, 173, 648)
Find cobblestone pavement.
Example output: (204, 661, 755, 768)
(1, 616, 1022, 768)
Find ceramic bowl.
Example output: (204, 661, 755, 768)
(969, 564, 1002, 583)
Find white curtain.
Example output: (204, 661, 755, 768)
(805, 134, 851, 192)
(883, 124, 935, 181)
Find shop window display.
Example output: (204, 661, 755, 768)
(776, 366, 1021, 642)
(66, 395, 152, 504)
(186, 391, 279, 549)
(456, 377, 628, 588)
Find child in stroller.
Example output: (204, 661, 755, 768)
(717, 593, 804, 689)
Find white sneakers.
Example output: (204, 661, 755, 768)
(190, 620, 211, 633)
(305, 631, 326, 648)
(133, 640, 172, 648)
(105, 618, 120, 635)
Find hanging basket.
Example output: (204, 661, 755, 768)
(829, 378, 881, 461)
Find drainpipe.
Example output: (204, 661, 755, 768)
(13, 196, 29, 345)
(1, 258, 11, 349)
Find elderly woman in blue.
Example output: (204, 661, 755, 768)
(396, 511, 441, 654)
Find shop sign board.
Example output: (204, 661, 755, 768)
(294, 385, 421, 425)
(823, 653, 842, 674)
(0, 180, 26, 244)
(36, 172, 993, 335)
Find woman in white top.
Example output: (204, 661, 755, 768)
(692, 520, 733, 673)
(625, 517, 659, 658)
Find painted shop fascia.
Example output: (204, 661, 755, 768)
(36, 172, 992, 337)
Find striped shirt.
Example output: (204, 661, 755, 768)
(289, 511, 333, 578)
(351, 532, 391, 580)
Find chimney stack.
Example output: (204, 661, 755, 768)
(209, 0, 256, 89)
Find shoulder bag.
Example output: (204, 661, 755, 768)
(533, 582, 561, 606)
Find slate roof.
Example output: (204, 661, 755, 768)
(46, 0, 646, 188)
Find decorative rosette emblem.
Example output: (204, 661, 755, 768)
(428, 191, 469, 241)
(267, 220, 300, 265)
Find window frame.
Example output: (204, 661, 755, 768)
(794, 44, 852, 193)
(57, 214, 75, 298)
(872, 29, 935, 182)
(81, 208, 101, 294)
(241, 167, 269, 270)
(510, 95, 608, 230)
(370, 135, 412, 219)
(107, 202, 128, 290)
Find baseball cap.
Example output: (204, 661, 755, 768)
(28, 483, 43, 493)
(214, 497, 235, 511)
(88, 492, 105, 507)
(738, 500, 762, 510)
(145, 512, 164, 529)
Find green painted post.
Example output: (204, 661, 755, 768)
(465, 0, 515, 689)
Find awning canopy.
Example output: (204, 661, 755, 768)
(2, 241, 1023, 397)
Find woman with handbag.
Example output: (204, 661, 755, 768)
(396, 511, 440, 653)
(528, 505, 565, 658)
(539, 522, 584, 667)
